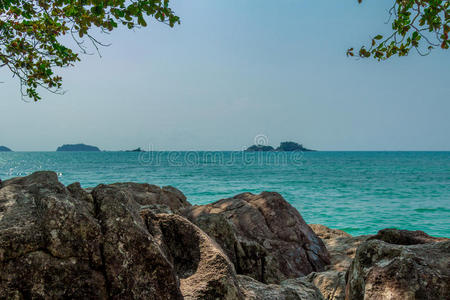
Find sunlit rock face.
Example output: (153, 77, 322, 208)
(183, 191, 331, 284)
(346, 229, 450, 300)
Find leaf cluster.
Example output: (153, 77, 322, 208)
(0, 0, 179, 101)
(348, 0, 449, 60)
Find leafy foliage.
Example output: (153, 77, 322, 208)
(0, 0, 179, 101)
(348, 0, 449, 59)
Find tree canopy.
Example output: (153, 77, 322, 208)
(0, 0, 179, 101)
(0, 0, 448, 101)
(349, 0, 449, 59)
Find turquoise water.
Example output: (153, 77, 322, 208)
(0, 151, 449, 237)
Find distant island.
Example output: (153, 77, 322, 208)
(245, 145, 275, 152)
(245, 141, 314, 152)
(57, 144, 101, 152)
(126, 148, 145, 152)
(0, 146, 12, 152)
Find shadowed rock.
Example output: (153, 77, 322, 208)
(0, 172, 187, 299)
(346, 229, 450, 300)
(0, 172, 108, 298)
(149, 213, 243, 300)
(369, 228, 448, 245)
(183, 192, 330, 283)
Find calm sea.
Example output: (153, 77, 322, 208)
(1, 151, 449, 237)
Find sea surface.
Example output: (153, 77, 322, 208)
(1, 151, 449, 237)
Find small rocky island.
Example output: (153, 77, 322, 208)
(0, 171, 448, 299)
(125, 147, 145, 152)
(245, 145, 275, 152)
(245, 141, 314, 152)
(56, 144, 101, 152)
(0, 146, 12, 152)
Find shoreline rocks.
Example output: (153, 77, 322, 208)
(1, 171, 448, 299)
(346, 229, 449, 300)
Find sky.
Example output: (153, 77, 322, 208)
(1, 0, 449, 151)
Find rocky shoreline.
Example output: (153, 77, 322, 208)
(0, 171, 448, 299)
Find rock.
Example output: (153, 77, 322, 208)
(306, 224, 369, 300)
(90, 184, 183, 299)
(238, 275, 324, 300)
(276, 141, 314, 152)
(0, 171, 110, 298)
(149, 213, 243, 300)
(346, 230, 450, 300)
(245, 145, 275, 152)
(106, 182, 191, 214)
(183, 192, 330, 283)
(125, 148, 145, 152)
(0, 146, 12, 152)
(305, 271, 346, 300)
(309, 224, 369, 271)
(0, 171, 194, 298)
(56, 144, 101, 151)
(0, 171, 245, 299)
(244, 141, 315, 152)
(369, 228, 448, 245)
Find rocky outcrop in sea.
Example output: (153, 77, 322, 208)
(0, 172, 448, 299)
(245, 141, 314, 152)
(56, 144, 101, 152)
(0, 146, 12, 152)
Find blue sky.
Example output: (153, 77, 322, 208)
(1, 0, 449, 151)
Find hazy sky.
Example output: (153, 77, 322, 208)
(1, 0, 449, 151)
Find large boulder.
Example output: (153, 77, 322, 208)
(1, 172, 221, 299)
(183, 192, 330, 283)
(144, 212, 243, 300)
(346, 229, 450, 300)
(0, 172, 186, 299)
(0, 172, 108, 298)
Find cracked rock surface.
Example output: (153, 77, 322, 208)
(182, 192, 331, 284)
(0, 172, 187, 299)
(346, 229, 450, 300)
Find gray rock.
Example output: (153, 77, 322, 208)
(150, 213, 243, 300)
(183, 192, 330, 283)
(369, 227, 448, 245)
(304, 271, 346, 300)
(309, 224, 369, 272)
(0, 171, 191, 299)
(346, 231, 450, 300)
(306, 224, 370, 300)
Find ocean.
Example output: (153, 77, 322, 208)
(1, 151, 449, 237)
